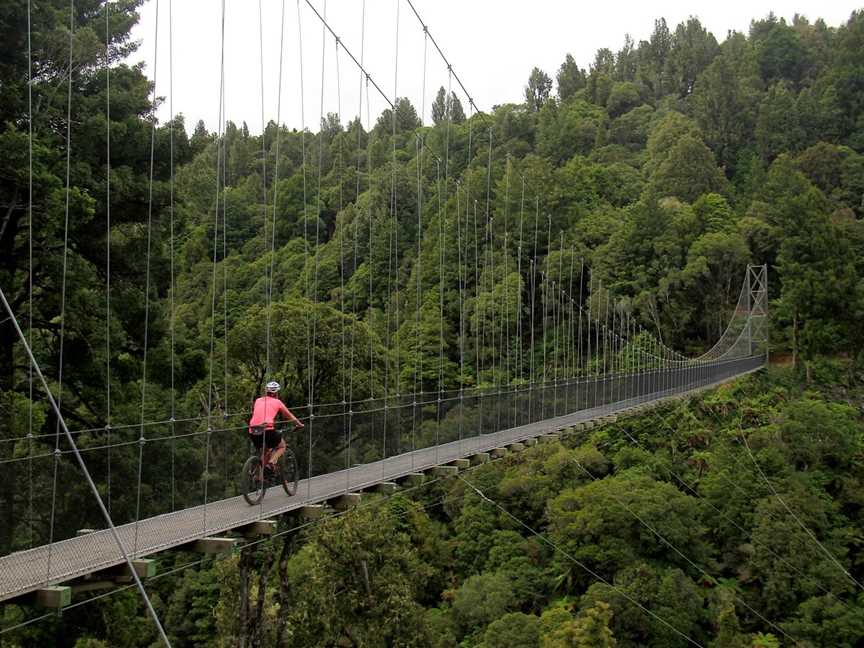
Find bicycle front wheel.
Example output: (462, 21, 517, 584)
(241, 455, 266, 506)
(277, 448, 299, 497)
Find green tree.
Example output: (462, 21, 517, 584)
(547, 475, 706, 587)
(647, 135, 728, 203)
(449, 92, 467, 124)
(829, 11, 864, 148)
(756, 82, 804, 160)
(768, 157, 861, 371)
(557, 54, 586, 101)
(375, 97, 421, 133)
(482, 612, 541, 648)
(644, 112, 700, 176)
(609, 105, 654, 150)
(606, 82, 642, 118)
(691, 43, 763, 172)
(638, 18, 672, 98)
(544, 602, 617, 648)
(526, 67, 553, 112)
(667, 17, 720, 97)
(710, 591, 749, 648)
(782, 594, 864, 648)
(580, 564, 705, 648)
(280, 502, 433, 647)
(451, 572, 517, 637)
(750, 15, 810, 86)
(432, 86, 448, 125)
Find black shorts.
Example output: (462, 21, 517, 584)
(250, 428, 282, 452)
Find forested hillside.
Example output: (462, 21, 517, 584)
(3, 5, 863, 431)
(1, 2, 864, 645)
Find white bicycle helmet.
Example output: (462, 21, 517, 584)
(265, 381, 281, 393)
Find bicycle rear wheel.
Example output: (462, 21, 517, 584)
(277, 448, 299, 497)
(241, 455, 267, 505)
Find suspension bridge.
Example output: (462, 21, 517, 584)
(0, 0, 770, 644)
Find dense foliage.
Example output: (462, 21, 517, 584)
(1, 2, 864, 645)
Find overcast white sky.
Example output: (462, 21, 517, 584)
(128, 0, 861, 135)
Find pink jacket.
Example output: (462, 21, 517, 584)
(248, 396, 294, 433)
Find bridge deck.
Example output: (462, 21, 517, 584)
(0, 359, 763, 604)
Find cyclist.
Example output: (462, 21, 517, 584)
(248, 381, 304, 469)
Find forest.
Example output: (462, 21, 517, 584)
(1, 0, 864, 645)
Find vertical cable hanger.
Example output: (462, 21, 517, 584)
(528, 196, 539, 420)
(309, 0, 328, 482)
(346, 0, 366, 491)
(334, 23, 348, 485)
(204, 0, 226, 532)
(168, 0, 177, 512)
(104, 0, 113, 518)
(502, 155, 511, 427)
(296, 0, 314, 499)
(440, 64, 454, 440)
(392, 0, 402, 403)
(565, 243, 575, 412)
(220, 26, 229, 480)
(456, 181, 466, 450)
(577, 257, 584, 409)
(46, 0, 77, 583)
(412, 22, 427, 468)
(516, 178, 525, 388)
(135, 0, 161, 552)
(26, 0, 35, 549)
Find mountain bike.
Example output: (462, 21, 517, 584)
(241, 424, 300, 505)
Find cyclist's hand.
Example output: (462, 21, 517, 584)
(294, 421, 305, 429)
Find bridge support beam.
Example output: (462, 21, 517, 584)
(397, 473, 426, 487)
(429, 465, 459, 478)
(523, 438, 537, 447)
(371, 482, 398, 494)
(539, 433, 560, 443)
(34, 586, 71, 609)
(192, 537, 238, 554)
(508, 442, 526, 453)
(299, 504, 326, 520)
(490, 448, 508, 459)
(71, 581, 115, 596)
(331, 493, 362, 511)
(86, 559, 157, 584)
(469, 452, 490, 465)
(448, 458, 470, 471)
(238, 520, 277, 538)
